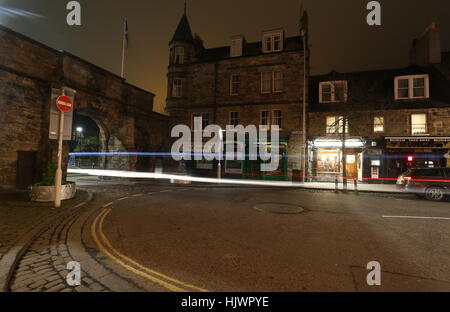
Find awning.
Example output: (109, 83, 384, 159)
(313, 139, 365, 148)
(386, 136, 450, 142)
(386, 136, 450, 150)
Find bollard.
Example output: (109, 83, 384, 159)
(354, 179, 358, 195)
(335, 176, 339, 193)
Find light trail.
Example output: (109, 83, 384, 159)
(67, 168, 296, 187)
(0, 6, 44, 19)
(69, 151, 448, 159)
(68, 168, 298, 187)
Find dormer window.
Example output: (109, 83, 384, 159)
(394, 74, 429, 100)
(230, 37, 243, 57)
(174, 47, 185, 65)
(262, 30, 283, 53)
(319, 81, 348, 103)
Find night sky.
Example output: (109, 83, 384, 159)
(1, 0, 449, 114)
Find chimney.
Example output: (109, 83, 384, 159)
(410, 22, 441, 66)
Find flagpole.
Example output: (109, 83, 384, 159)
(121, 18, 126, 78)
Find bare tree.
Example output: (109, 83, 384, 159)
(322, 73, 391, 191)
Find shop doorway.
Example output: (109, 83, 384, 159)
(345, 152, 363, 180)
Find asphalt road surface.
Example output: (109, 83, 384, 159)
(84, 184, 450, 292)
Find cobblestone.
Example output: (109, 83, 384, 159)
(28, 279, 47, 288)
(44, 280, 64, 290)
(0, 190, 89, 264)
(45, 274, 61, 282)
(45, 284, 66, 292)
(8, 195, 110, 293)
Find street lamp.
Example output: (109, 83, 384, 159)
(300, 29, 307, 184)
(217, 129, 224, 181)
(76, 127, 83, 141)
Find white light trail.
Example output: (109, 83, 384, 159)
(383, 216, 450, 220)
(68, 169, 299, 188)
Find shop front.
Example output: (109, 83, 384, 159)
(384, 136, 450, 180)
(243, 138, 289, 181)
(309, 138, 365, 182)
(185, 137, 289, 181)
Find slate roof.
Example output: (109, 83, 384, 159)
(194, 36, 304, 63)
(170, 14, 194, 43)
(309, 65, 450, 112)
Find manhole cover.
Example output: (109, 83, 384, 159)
(253, 203, 305, 214)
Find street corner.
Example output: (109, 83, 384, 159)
(0, 188, 95, 292)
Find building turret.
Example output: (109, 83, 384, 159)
(166, 5, 199, 117)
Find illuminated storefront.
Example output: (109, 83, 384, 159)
(309, 138, 365, 182)
(384, 136, 450, 178)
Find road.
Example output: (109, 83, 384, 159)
(80, 183, 450, 292)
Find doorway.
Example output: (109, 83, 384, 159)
(16, 151, 37, 189)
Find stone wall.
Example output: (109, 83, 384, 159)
(0, 25, 169, 189)
(308, 107, 450, 139)
(166, 48, 308, 175)
(0, 26, 58, 188)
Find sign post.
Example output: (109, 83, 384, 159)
(54, 93, 73, 208)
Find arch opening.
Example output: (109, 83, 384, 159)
(69, 112, 130, 171)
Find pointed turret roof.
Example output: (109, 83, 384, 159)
(170, 13, 194, 44)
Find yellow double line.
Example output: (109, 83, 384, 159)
(91, 208, 208, 292)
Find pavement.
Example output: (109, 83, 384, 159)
(0, 189, 89, 263)
(302, 181, 399, 193)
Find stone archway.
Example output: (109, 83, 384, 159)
(72, 107, 134, 171)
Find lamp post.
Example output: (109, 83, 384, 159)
(301, 29, 307, 184)
(217, 129, 224, 181)
(76, 127, 83, 141)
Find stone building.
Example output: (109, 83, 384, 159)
(166, 10, 309, 180)
(0, 25, 169, 189)
(307, 23, 450, 183)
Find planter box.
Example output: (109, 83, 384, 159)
(30, 182, 77, 202)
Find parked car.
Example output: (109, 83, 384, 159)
(396, 168, 450, 201)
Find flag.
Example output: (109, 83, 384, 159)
(124, 19, 129, 49)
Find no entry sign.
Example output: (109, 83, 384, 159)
(56, 95, 73, 112)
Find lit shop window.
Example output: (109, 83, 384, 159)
(374, 116, 384, 133)
(326, 116, 348, 134)
(411, 113, 427, 135)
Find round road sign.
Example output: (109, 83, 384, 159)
(56, 95, 73, 112)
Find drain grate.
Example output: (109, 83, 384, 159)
(253, 203, 305, 214)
